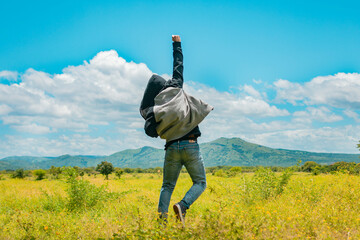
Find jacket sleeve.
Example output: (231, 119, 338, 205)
(144, 107, 159, 138)
(163, 42, 184, 89)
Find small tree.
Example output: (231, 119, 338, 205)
(12, 168, 25, 179)
(33, 169, 46, 180)
(96, 161, 114, 180)
(115, 168, 124, 179)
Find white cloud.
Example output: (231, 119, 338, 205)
(243, 84, 262, 99)
(0, 51, 359, 157)
(0, 50, 152, 134)
(0, 51, 288, 137)
(275, 73, 360, 109)
(0, 104, 12, 115)
(344, 109, 360, 122)
(13, 123, 53, 134)
(0, 135, 108, 157)
(253, 79, 262, 84)
(246, 125, 360, 154)
(0, 70, 18, 81)
(293, 106, 343, 123)
(185, 82, 289, 118)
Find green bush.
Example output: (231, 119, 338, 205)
(33, 169, 46, 180)
(301, 161, 320, 172)
(62, 166, 79, 178)
(244, 167, 293, 203)
(64, 168, 118, 212)
(66, 178, 107, 211)
(230, 166, 242, 173)
(312, 166, 321, 175)
(12, 169, 25, 179)
(40, 167, 118, 212)
(49, 166, 62, 179)
(214, 169, 226, 177)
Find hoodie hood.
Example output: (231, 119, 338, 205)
(139, 74, 166, 119)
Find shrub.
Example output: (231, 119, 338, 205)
(230, 166, 242, 173)
(33, 169, 46, 180)
(214, 169, 226, 177)
(277, 168, 293, 195)
(227, 167, 242, 177)
(12, 169, 25, 179)
(66, 178, 107, 211)
(244, 167, 293, 203)
(40, 167, 118, 212)
(65, 166, 80, 177)
(49, 166, 62, 179)
(312, 166, 321, 175)
(301, 161, 320, 172)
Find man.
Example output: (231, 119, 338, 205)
(140, 35, 213, 227)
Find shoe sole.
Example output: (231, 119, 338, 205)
(173, 203, 185, 227)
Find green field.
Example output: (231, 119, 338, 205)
(1, 171, 360, 239)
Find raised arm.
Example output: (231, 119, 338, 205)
(164, 35, 184, 89)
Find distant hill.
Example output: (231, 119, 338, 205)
(0, 137, 359, 170)
(200, 138, 359, 166)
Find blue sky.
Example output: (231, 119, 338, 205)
(0, 0, 360, 157)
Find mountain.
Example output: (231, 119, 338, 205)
(200, 137, 359, 166)
(0, 156, 54, 170)
(0, 137, 359, 170)
(105, 146, 164, 168)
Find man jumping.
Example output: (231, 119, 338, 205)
(140, 35, 213, 227)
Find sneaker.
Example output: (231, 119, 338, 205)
(173, 202, 187, 227)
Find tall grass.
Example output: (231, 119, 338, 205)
(0, 171, 360, 239)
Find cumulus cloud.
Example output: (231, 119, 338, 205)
(0, 50, 288, 136)
(0, 50, 153, 134)
(275, 73, 360, 109)
(0, 51, 359, 157)
(0, 70, 18, 81)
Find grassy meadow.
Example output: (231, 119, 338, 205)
(1, 170, 360, 239)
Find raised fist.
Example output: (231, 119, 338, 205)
(172, 35, 181, 42)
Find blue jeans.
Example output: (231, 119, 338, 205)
(158, 140, 207, 217)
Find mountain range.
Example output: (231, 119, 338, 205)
(1, 137, 359, 170)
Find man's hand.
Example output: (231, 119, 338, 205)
(172, 35, 181, 42)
